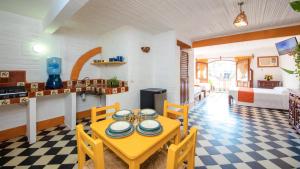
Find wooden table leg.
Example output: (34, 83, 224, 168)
(129, 161, 140, 169)
(175, 127, 181, 144)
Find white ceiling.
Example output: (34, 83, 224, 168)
(1, 0, 300, 41)
(64, 0, 300, 41)
(194, 35, 300, 58)
(0, 0, 55, 19)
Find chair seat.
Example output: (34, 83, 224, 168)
(83, 149, 128, 169)
(141, 151, 185, 169)
(141, 151, 167, 169)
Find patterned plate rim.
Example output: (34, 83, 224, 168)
(107, 121, 132, 133)
(105, 126, 134, 139)
(139, 120, 161, 131)
(136, 125, 163, 137)
(114, 109, 133, 117)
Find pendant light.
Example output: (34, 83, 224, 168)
(233, 2, 248, 27)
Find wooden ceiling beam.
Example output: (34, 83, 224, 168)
(192, 25, 300, 48)
(177, 40, 191, 50)
(43, 0, 89, 34)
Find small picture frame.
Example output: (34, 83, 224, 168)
(0, 71, 9, 78)
(257, 56, 279, 68)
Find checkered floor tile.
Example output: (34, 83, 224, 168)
(0, 93, 299, 168)
(0, 118, 92, 169)
(190, 93, 300, 169)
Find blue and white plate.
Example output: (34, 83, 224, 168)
(136, 125, 163, 136)
(106, 127, 134, 138)
(139, 120, 161, 131)
(108, 121, 132, 133)
(112, 110, 133, 120)
(140, 109, 156, 116)
(140, 109, 158, 119)
(106, 121, 134, 138)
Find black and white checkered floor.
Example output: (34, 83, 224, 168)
(0, 93, 299, 169)
(191, 93, 300, 169)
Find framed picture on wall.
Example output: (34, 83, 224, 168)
(257, 56, 279, 68)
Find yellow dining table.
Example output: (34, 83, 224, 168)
(90, 115, 181, 169)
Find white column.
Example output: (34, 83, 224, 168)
(64, 93, 77, 130)
(26, 98, 37, 144)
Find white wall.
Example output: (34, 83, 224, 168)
(97, 26, 155, 109)
(194, 36, 300, 89)
(0, 11, 101, 130)
(0, 11, 182, 132)
(152, 31, 180, 104)
(98, 27, 182, 108)
(280, 52, 300, 89)
(187, 49, 195, 104)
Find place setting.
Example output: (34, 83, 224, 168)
(105, 120, 135, 138)
(136, 119, 163, 136)
(112, 109, 134, 121)
(105, 109, 163, 138)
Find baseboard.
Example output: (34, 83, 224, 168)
(37, 116, 65, 131)
(0, 110, 91, 142)
(0, 125, 26, 142)
(77, 110, 91, 119)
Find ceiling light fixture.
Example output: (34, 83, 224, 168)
(233, 2, 248, 27)
(32, 43, 46, 54)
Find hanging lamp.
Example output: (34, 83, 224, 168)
(233, 2, 248, 27)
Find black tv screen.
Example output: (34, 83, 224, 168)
(275, 37, 298, 55)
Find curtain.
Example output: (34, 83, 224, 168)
(195, 59, 208, 83)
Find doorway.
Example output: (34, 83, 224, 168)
(208, 61, 236, 92)
(180, 51, 189, 104)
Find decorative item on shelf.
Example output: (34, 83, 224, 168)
(46, 57, 63, 89)
(290, 0, 300, 12)
(116, 56, 124, 62)
(93, 59, 105, 63)
(107, 76, 119, 87)
(233, 1, 248, 27)
(109, 56, 124, 62)
(141, 47, 150, 53)
(264, 75, 273, 81)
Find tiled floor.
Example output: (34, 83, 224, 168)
(0, 93, 300, 168)
(191, 93, 300, 168)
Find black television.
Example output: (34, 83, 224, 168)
(275, 37, 298, 55)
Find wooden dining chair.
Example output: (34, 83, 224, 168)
(163, 100, 189, 138)
(141, 127, 198, 169)
(91, 102, 120, 124)
(76, 124, 127, 169)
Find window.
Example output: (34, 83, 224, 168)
(195, 61, 208, 83)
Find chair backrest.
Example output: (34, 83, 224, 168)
(91, 103, 120, 124)
(163, 100, 189, 137)
(76, 124, 104, 169)
(166, 127, 197, 169)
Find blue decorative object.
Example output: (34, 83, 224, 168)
(116, 56, 124, 62)
(46, 57, 63, 89)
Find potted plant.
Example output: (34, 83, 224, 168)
(290, 0, 300, 12)
(281, 44, 300, 89)
(107, 76, 119, 87)
(264, 75, 273, 81)
(281, 44, 300, 80)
